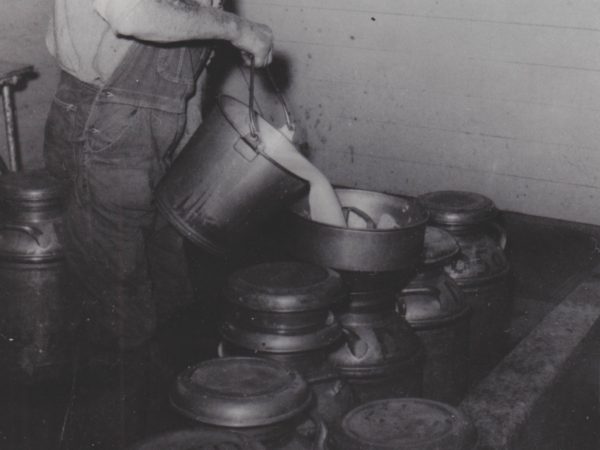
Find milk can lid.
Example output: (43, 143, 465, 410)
(127, 429, 266, 450)
(330, 398, 477, 450)
(0, 169, 65, 203)
(169, 357, 312, 427)
(418, 191, 497, 227)
(224, 261, 345, 312)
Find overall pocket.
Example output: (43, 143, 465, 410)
(84, 101, 141, 154)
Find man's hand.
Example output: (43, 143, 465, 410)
(232, 21, 273, 67)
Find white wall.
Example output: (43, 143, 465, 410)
(0, 0, 57, 170)
(226, 0, 600, 224)
(3, 0, 600, 224)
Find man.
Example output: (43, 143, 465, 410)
(44, 0, 273, 354)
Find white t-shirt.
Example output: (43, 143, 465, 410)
(47, 1, 132, 84)
(46, 0, 218, 85)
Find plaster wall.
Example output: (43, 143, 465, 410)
(226, 0, 600, 224)
(3, 1, 600, 224)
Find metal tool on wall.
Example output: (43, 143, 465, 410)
(0, 61, 34, 172)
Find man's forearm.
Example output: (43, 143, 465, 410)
(97, 0, 246, 43)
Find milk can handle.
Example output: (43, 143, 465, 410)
(396, 287, 442, 317)
(247, 57, 295, 141)
(490, 222, 507, 250)
(0, 224, 42, 245)
(308, 412, 328, 450)
(399, 286, 441, 297)
(247, 58, 259, 139)
(216, 341, 226, 358)
(341, 326, 368, 359)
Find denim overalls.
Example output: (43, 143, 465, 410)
(44, 40, 212, 350)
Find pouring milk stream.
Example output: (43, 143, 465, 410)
(261, 125, 347, 227)
(262, 125, 398, 230)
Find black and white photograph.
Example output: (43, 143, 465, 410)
(1, 1, 599, 449)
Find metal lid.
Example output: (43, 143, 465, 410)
(224, 262, 345, 312)
(128, 429, 266, 450)
(422, 227, 459, 266)
(330, 398, 477, 450)
(0, 169, 65, 204)
(418, 191, 497, 227)
(170, 357, 312, 427)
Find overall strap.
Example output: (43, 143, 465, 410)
(96, 41, 213, 113)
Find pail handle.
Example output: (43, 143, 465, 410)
(247, 57, 295, 143)
(342, 206, 377, 229)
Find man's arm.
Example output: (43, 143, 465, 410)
(94, 0, 273, 66)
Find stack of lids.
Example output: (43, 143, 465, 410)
(221, 262, 346, 353)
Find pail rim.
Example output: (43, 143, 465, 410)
(287, 187, 430, 233)
(217, 94, 308, 187)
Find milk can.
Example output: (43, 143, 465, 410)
(0, 169, 70, 382)
(327, 398, 477, 450)
(282, 188, 428, 403)
(169, 357, 327, 450)
(398, 227, 471, 405)
(418, 191, 511, 374)
(219, 262, 355, 425)
(128, 429, 266, 450)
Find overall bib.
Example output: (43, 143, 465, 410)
(44, 41, 212, 350)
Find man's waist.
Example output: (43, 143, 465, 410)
(60, 70, 102, 93)
(57, 69, 192, 115)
